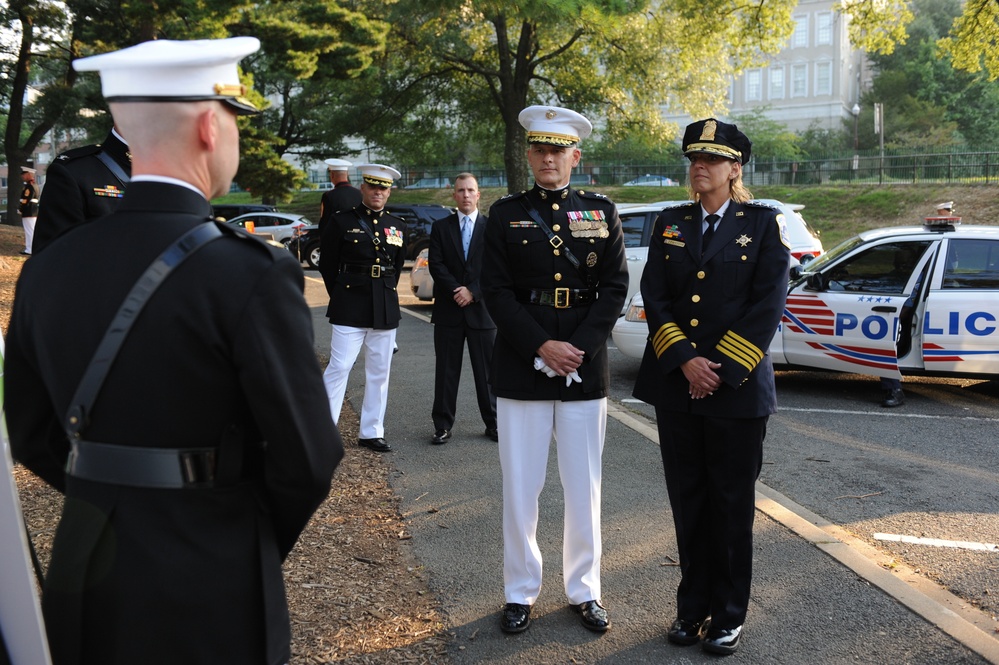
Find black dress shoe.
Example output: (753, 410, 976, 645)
(701, 624, 742, 655)
(881, 388, 905, 407)
(575, 600, 610, 632)
(358, 437, 392, 452)
(667, 617, 707, 646)
(500, 603, 531, 634)
(431, 429, 451, 445)
(484, 427, 498, 441)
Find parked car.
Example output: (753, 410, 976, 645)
(211, 203, 277, 221)
(386, 203, 453, 259)
(614, 216, 999, 381)
(405, 177, 451, 189)
(569, 173, 596, 186)
(410, 247, 434, 300)
(288, 224, 321, 269)
(226, 211, 310, 245)
(623, 174, 678, 187)
(287, 203, 454, 268)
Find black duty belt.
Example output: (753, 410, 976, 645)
(516, 288, 595, 308)
(341, 263, 396, 278)
(66, 440, 218, 489)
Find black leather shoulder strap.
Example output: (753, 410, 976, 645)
(65, 222, 224, 440)
(96, 149, 130, 187)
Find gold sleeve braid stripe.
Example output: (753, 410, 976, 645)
(717, 330, 764, 372)
(652, 322, 687, 358)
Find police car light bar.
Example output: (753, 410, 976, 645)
(923, 215, 961, 231)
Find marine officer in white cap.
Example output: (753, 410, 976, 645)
(318, 158, 362, 231)
(4, 37, 342, 665)
(319, 163, 406, 453)
(481, 106, 628, 634)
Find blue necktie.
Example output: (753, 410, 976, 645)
(461, 216, 472, 259)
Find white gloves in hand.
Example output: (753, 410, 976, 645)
(534, 357, 582, 386)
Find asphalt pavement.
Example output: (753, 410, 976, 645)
(305, 275, 999, 664)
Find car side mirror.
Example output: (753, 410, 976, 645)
(805, 272, 827, 291)
(788, 263, 803, 281)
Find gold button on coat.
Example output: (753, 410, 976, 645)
(691, 319, 699, 327)
(554, 273, 562, 281)
(692, 295, 701, 303)
(553, 224, 561, 232)
(697, 271, 706, 279)
(552, 203, 560, 211)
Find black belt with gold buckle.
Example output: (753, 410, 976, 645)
(515, 288, 595, 309)
(341, 263, 396, 278)
(66, 440, 218, 489)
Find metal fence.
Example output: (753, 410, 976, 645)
(397, 149, 999, 189)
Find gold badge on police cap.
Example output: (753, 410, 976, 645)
(700, 119, 717, 141)
(586, 252, 598, 267)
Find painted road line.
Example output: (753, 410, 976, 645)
(781, 406, 999, 423)
(874, 533, 999, 552)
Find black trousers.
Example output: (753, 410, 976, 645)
(655, 408, 767, 630)
(432, 323, 497, 431)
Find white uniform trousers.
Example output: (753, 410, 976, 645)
(497, 396, 606, 606)
(22, 216, 35, 254)
(323, 324, 396, 439)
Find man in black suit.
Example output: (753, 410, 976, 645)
(632, 118, 790, 655)
(5, 37, 342, 665)
(32, 126, 131, 254)
(428, 173, 497, 444)
(318, 158, 362, 231)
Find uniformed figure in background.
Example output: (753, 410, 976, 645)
(318, 157, 362, 231)
(32, 126, 131, 254)
(5, 37, 342, 665)
(320, 163, 406, 453)
(482, 106, 628, 635)
(632, 118, 789, 655)
(18, 166, 39, 255)
(428, 173, 497, 445)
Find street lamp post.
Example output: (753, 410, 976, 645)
(851, 103, 860, 178)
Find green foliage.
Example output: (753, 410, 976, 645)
(730, 107, 804, 161)
(937, 0, 999, 81)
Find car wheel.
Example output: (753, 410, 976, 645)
(306, 242, 321, 270)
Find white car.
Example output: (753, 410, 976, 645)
(410, 247, 434, 300)
(623, 174, 679, 187)
(226, 211, 311, 245)
(614, 217, 999, 381)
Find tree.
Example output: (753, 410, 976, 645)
(937, 0, 999, 81)
(384, 0, 803, 192)
(229, 0, 389, 200)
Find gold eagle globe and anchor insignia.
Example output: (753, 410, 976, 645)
(586, 251, 598, 267)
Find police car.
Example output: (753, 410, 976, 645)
(613, 216, 999, 381)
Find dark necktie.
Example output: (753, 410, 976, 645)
(702, 213, 720, 257)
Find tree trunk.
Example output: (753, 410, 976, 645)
(4, 7, 33, 226)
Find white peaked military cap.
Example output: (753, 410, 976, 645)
(936, 201, 955, 212)
(72, 36, 261, 115)
(324, 158, 353, 171)
(356, 163, 401, 188)
(20, 166, 36, 173)
(518, 106, 593, 146)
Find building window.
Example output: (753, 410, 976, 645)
(792, 15, 808, 48)
(769, 67, 785, 99)
(816, 12, 833, 45)
(815, 62, 832, 95)
(745, 69, 762, 101)
(792, 64, 808, 97)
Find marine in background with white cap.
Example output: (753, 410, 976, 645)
(318, 158, 362, 231)
(319, 163, 407, 453)
(4, 37, 342, 665)
(481, 105, 628, 635)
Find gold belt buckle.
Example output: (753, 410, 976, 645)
(554, 287, 570, 308)
(549, 235, 564, 249)
(370, 265, 381, 278)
